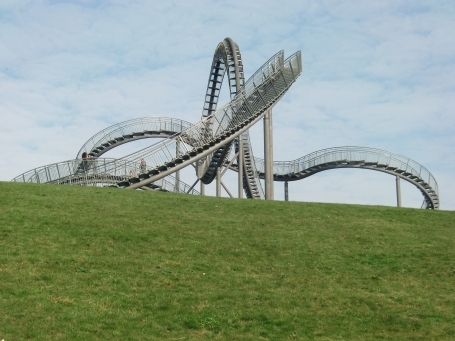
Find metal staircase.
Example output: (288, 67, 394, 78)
(11, 37, 440, 209)
(13, 50, 303, 194)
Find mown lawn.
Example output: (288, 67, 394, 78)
(0, 182, 454, 340)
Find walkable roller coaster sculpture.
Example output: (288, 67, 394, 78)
(12, 38, 440, 209)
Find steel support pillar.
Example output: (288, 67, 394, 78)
(263, 109, 274, 200)
(284, 181, 289, 201)
(200, 182, 205, 196)
(238, 136, 244, 198)
(396, 175, 401, 207)
(175, 141, 180, 192)
(221, 180, 234, 198)
(175, 170, 180, 193)
(216, 167, 221, 197)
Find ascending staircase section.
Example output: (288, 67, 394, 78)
(12, 158, 199, 194)
(254, 146, 439, 209)
(121, 50, 301, 190)
(76, 117, 193, 159)
(198, 38, 264, 199)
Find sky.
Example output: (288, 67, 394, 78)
(1, 0, 454, 210)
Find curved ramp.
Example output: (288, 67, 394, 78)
(76, 117, 193, 159)
(253, 147, 439, 209)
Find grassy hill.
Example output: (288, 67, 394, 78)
(1, 182, 454, 340)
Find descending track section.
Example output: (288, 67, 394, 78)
(253, 147, 439, 209)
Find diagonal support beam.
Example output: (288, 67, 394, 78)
(221, 151, 239, 177)
(221, 180, 234, 198)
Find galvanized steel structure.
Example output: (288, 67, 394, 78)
(12, 38, 439, 209)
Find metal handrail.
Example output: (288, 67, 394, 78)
(268, 147, 436, 192)
(12, 158, 199, 195)
(254, 146, 439, 205)
(76, 117, 193, 159)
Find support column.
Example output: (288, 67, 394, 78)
(216, 167, 221, 197)
(175, 141, 180, 193)
(263, 109, 274, 200)
(200, 182, 205, 196)
(238, 136, 244, 198)
(284, 181, 289, 201)
(269, 110, 274, 199)
(175, 170, 180, 193)
(396, 175, 401, 207)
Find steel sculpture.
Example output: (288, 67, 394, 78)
(11, 38, 439, 209)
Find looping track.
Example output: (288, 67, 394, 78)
(11, 38, 439, 209)
(198, 38, 264, 199)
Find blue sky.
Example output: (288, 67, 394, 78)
(1, 0, 454, 209)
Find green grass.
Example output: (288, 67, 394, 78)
(1, 182, 454, 340)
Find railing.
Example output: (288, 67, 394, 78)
(11, 158, 199, 195)
(76, 117, 193, 159)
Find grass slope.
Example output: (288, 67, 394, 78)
(0, 182, 454, 340)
